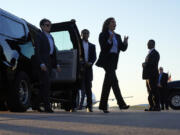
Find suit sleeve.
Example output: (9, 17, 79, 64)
(99, 32, 113, 53)
(90, 44, 97, 65)
(118, 34, 128, 52)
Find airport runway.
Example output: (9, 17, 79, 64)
(0, 108, 180, 135)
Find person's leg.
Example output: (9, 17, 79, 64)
(164, 87, 169, 109)
(38, 69, 52, 112)
(110, 70, 126, 107)
(146, 80, 154, 110)
(99, 69, 111, 110)
(85, 77, 92, 110)
(149, 79, 160, 110)
(159, 88, 165, 110)
(79, 79, 86, 109)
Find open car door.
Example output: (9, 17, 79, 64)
(50, 20, 83, 83)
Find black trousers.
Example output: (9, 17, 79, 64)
(146, 78, 160, 109)
(79, 68, 92, 109)
(38, 67, 51, 109)
(99, 55, 126, 110)
(159, 87, 169, 109)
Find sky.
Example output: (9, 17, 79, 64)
(1, 0, 180, 106)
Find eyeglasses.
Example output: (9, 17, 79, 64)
(44, 23, 51, 27)
(83, 32, 89, 35)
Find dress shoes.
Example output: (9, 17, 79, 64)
(144, 108, 160, 111)
(99, 108, 109, 113)
(119, 105, 130, 110)
(70, 108, 77, 112)
(37, 106, 54, 113)
(102, 110, 109, 113)
(37, 106, 45, 112)
(144, 108, 152, 111)
(45, 108, 54, 113)
(87, 108, 93, 112)
(153, 108, 161, 111)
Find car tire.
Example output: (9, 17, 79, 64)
(7, 72, 31, 112)
(169, 92, 180, 110)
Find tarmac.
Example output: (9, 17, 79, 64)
(0, 108, 180, 135)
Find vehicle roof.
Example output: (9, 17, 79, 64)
(0, 8, 25, 24)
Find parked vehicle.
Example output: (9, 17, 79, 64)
(167, 80, 180, 110)
(0, 8, 84, 112)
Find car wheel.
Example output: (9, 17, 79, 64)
(7, 72, 31, 112)
(169, 92, 180, 110)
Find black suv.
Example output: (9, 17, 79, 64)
(0, 9, 84, 112)
(167, 80, 180, 110)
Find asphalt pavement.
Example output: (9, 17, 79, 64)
(0, 108, 180, 135)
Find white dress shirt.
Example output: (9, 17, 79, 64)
(83, 40, 89, 62)
(44, 32, 54, 55)
(108, 31, 118, 53)
(148, 48, 155, 55)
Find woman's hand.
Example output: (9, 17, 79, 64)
(124, 36, 129, 44)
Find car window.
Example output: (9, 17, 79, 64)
(18, 41, 35, 59)
(51, 31, 73, 51)
(0, 15, 25, 39)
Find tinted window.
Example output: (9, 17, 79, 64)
(0, 15, 25, 39)
(51, 31, 73, 51)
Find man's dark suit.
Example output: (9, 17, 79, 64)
(142, 49, 160, 110)
(79, 42, 96, 109)
(34, 32, 57, 110)
(158, 72, 169, 109)
(96, 31, 128, 110)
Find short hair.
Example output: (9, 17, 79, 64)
(149, 39, 155, 47)
(81, 29, 89, 34)
(39, 18, 51, 27)
(159, 67, 163, 70)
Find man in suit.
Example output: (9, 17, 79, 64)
(142, 39, 160, 111)
(34, 18, 61, 113)
(78, 29, 96, 112)
(158, 67, 169, 110)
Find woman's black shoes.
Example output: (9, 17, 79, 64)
(119, 105, 130, 110)
(102, 110, 110, 113)
(99, 108, 110, 113)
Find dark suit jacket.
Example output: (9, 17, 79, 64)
(96, 31, 128, 69)
(85, 42, 96, 81)
(142, 49, 160, 80)
(159, 73, 168, 87)
(34, 32, 57, 70)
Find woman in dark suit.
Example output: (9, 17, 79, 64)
(96, 17, 129, 113)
